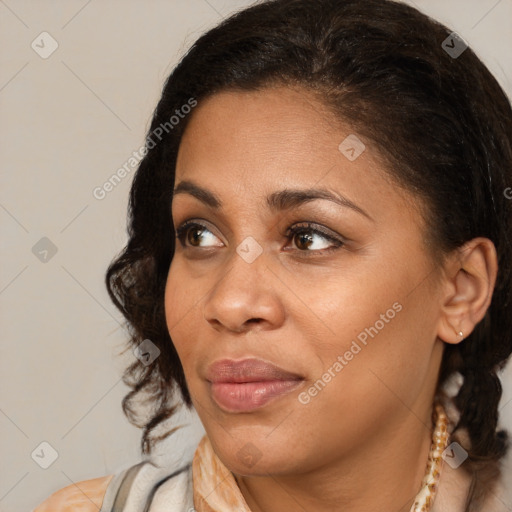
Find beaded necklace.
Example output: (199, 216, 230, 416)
(410, 402, 450, 511)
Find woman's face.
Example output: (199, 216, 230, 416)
(165, 85, 446, 476)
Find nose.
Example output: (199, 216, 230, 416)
(202, 248, 286, 334)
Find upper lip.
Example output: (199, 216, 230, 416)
(206, 358, 303, 383)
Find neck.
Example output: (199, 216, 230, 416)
(235, 405, 434, 512)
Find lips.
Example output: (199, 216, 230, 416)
(206, 358, 304, 412)
(206, 358, 303, 383)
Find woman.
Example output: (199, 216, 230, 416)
(35, 0, 512, 510)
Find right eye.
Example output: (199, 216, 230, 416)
(175, 220, 224, 248)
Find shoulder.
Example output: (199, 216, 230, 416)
(33, 475, 113, 512)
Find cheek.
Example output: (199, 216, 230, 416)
(343, 302, 436, 411)
(292, 270, 401, 355)
(302, 264, 438, 405)
(164, 261, 201, 366)
(296, 305, 430, 446)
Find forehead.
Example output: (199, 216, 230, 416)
(174, 86, 416, 218)
(176, 86, 338, 180)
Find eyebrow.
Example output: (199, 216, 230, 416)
(172, 179, 373, 220)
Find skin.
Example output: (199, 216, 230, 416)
(165, 85, 497, 512)
(33, 475, 112, 511)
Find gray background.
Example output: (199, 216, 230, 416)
(1, 1, 511, 511)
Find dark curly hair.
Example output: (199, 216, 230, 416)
(106, 0, 512, 507)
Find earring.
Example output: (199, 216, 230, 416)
(449, 322, 464, 342)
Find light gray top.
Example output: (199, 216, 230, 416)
(99, 461, 194, 512)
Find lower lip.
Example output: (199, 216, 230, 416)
(210, 380, 303, 412)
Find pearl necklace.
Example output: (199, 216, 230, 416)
(410, 402, 450, 512)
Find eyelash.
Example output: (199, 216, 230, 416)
(174, 220, 344, 255)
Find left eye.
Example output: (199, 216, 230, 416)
(285, 223, 344, 252)
(175, 221, 344, 253)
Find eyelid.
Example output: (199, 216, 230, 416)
(285, 222, 344, 245)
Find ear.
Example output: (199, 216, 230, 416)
(437, 237, 498, 344)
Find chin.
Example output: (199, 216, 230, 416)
(220, 449, 294, 477)
(206, 427, 302, 476)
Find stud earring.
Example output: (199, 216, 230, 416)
(449, 322, 464, 342)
